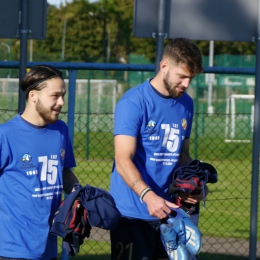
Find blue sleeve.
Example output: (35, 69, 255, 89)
(114, 98, 142, 138)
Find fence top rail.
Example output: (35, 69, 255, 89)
(0, 78, 117, 83)
(0, 61, 255, 75)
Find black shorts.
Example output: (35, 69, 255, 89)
(110, 217, 168, 260)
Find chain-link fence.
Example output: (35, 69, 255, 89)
(0, 67, 259, 260)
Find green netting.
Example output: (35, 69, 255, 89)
(128, 53, 155, 87)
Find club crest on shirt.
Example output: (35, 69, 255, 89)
(181, 118, 187, 130)
(60, 148, 65, 160)
(148, 119, 156, 128)
(21, 153, 37, 173)
(146, 119, 160, 139)
(22, 153, 32, 163)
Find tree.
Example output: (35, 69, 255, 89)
(32, 0, 256, 64)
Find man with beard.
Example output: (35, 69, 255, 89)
(110, 38, 206, 260)
(0, 65, 80, 260)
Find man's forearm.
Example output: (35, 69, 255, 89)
(63, 168, 80, 194)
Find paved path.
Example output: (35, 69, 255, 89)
(89, 227, 260, 258)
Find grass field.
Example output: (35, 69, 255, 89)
(0, 103, 258, 258)
(64, 113, 258, 259)
(73, 156, 254, 239)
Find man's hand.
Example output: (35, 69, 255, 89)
(142, 190, 179, 219)
(178, 185, 209, 204)
(178, 192, 201, 204)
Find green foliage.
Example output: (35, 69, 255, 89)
(40, 1, 258, 62)
(194, 40, 256, 57)
(1, 0, 255, 65)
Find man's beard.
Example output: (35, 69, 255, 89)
(35, 99, 60, 124)
(163, 71, 184, 98)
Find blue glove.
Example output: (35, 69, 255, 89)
(167, 208, 202, 256)
(160, 220, 189, 260)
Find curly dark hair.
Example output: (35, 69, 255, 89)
(163, 38, 203, 75)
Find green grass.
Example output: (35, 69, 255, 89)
(70, 115, 256, 242)
(58, 239, 111, 260)
(73, 156, 255, 239)
(67, 114, 257, 258)
(0, 105, 257, 258)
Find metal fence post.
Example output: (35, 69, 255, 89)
(86, 70, 91, 160)
(61, 69, 77, 260)
(249, 1, 260, 258)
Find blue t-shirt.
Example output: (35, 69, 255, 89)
(110, 80, 194, 220)
(0, 114, 76, 259)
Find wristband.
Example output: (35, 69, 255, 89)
(140, 187, 152, 203)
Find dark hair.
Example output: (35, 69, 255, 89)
(21, 65, 64, 100)
(163, 38, 203, 74)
